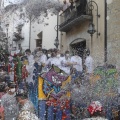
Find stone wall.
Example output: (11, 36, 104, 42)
(61, 0, 105, 67)
(30, 13, 57, 52)
(107, 0, 120, 66)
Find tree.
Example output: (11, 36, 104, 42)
(23, 0, 62, 21)
(1, 0, 63, 22)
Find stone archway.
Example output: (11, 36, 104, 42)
(70, 38, 86, 58)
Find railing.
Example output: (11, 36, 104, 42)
(59, 0, 92, 28)
(13, 32, 24, 41)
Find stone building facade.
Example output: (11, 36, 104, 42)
(107, 0, 120, 67)
(59, 0, 105, 67)
(0, 0, 58, 52)
(60, 0, 120, 67)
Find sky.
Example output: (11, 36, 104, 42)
(2, 0, 23, 7)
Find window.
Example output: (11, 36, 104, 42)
(36, 39, 42, 47)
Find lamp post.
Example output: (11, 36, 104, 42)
(54, 37, 59, 49)
(54, 14, 59, 48)
(87, 21, 96, 46)
(87, 22, 96, 40)
(87, 0, 100, 38)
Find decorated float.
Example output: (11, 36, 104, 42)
(29, 63, 71, 120)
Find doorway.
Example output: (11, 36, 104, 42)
(36, 39, 42, 47)
(36, 31, 42, 47)
(70, 38, 86, 59)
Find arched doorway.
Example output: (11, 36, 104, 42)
(70, 38, 86, 59)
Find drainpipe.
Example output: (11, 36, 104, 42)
(104, 0, 107, 63)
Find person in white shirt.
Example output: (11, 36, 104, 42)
(36, 50, 47, 66)
(63, 0, 70, 11)
(25, 49, 35, 83)
(25, 49, 34, 66)
(47, 49, 52, 59)
(71, 51, 83, 73)
(61, 51, 72, 75)
(48, 52, 55, 65)
(1, 82, 19, 120)
(46, 51, 54, 71)
(50, 50, 62, 69)
(35, 50, 47, 73)
(84, 49, 94, 74)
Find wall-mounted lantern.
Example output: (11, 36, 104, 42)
(87, 1, 100, 38)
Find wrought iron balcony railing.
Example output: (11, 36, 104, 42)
(13, 32, 24, 41)
(59, 0, 92, 32)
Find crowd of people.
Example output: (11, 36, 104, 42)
(0, 80, 39, 120)
(0, 47, 111, 120)
(25, 48, 94, 76)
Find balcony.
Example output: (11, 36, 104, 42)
(13, 32, 24, 41)
(59, 2, 92, 32)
